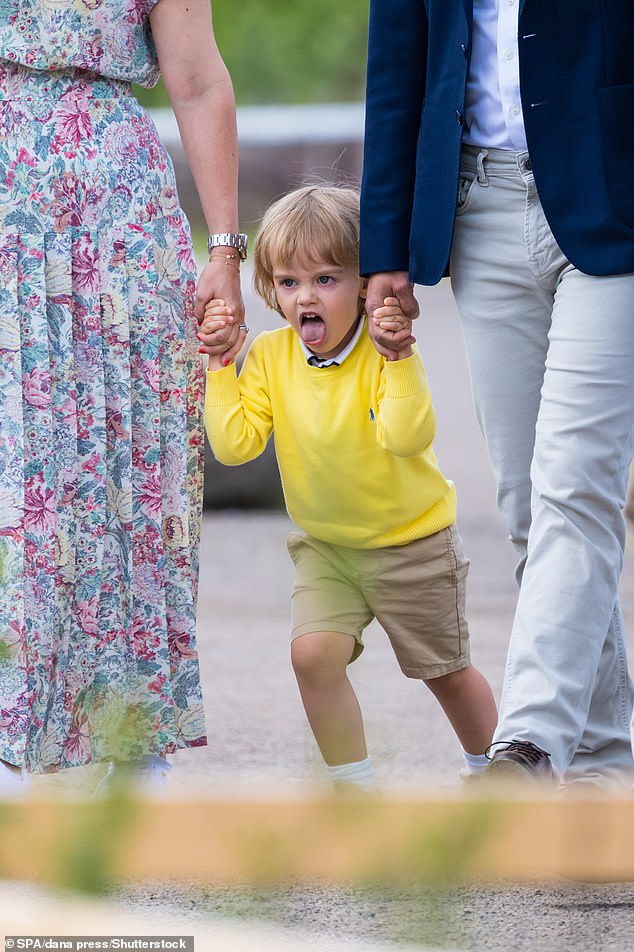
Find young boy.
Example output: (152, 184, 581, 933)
(200, 184, 497, 794)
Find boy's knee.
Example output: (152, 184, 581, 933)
(291, 631, 354, 683)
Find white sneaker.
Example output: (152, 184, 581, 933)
(94, 754, 171, 799)
(0, 760, 30, 800)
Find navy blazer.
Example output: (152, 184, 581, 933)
(359, 0, 634, 284)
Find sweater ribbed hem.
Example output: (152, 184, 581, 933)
(295, 485, 457, 549)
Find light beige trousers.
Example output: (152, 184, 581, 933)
(450, 145, 634, 784)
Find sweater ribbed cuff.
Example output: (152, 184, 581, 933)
(383, 353, 427, 399)
(205, 366, 239, 406)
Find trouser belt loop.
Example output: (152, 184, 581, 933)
(476, 148, 489, 186)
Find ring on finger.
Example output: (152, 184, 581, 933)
(239, 323, 249, 332)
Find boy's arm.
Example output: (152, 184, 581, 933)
(204, 335, 274, 466)
(374, 349, 437, 457)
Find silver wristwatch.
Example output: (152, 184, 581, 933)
(207, 232, 248, 260)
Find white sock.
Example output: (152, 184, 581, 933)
(137, 754, 171, 772)
(327, 756, 377, 793)
(462, 750, 489, 775)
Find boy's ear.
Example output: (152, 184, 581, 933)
(359, 277, 368, 300)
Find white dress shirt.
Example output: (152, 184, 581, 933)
(463, 0, 528, 152)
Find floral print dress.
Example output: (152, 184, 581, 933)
(0, 0, 206, 772)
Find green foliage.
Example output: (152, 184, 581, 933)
(135, 0, 369, 108)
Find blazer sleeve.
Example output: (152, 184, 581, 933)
(360, 0, 428, 276)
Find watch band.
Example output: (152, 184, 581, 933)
(207, 232, 248, 260)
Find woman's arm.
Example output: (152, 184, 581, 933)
(150, 0, 244, 356)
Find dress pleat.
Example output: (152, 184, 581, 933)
(0, 238, 27, 759)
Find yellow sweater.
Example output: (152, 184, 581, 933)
(205, 325, 456, 548)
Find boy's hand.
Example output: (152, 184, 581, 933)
(195, 257, 244, 358)
(366, 271, 419, 360)
(198, 299, 248, 370)
(371, 297, 415, 360)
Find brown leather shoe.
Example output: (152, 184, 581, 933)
(485, 740, 553, 781)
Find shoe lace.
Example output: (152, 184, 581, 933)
(485, 740, 551, 765)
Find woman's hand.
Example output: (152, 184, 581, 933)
(195, 257, 245, 362)
(198, 298, 248, 371)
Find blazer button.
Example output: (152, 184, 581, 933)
(455, 109, 464, 125)
(461, 43, 469, 57)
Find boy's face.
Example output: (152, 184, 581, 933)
(272, 255, 367, 360)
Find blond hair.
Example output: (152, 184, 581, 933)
(253, 184, 360, 315)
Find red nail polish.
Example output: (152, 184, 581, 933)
(222, 357, 231, 367)
(199, 347, 207, 354)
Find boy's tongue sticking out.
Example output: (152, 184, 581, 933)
(301, 314, 326, 346)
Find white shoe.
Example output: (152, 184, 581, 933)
(94, 754, 171, 799)
(0, 760, 30, 800)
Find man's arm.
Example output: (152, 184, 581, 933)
(359, 0, 429, 276)
(360, 0, 428, 358)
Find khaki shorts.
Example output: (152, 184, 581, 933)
(286, 526, 471, 679)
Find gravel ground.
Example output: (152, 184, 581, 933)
(108, 878, 634, 952)
(6, 277, 634, 951)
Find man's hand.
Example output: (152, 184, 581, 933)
(372, 297, 415, 360)
(366, 272, 418, 360)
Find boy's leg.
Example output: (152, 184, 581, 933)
(424, 666, 497, 756)
(291, 630, 366, 766)
(287, 532, 375, 790)
(365, 527, 495, 780)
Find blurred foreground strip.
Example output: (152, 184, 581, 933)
(1, 795, 633, 887)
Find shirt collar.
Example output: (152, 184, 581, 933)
(301, 316, 365, 368)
